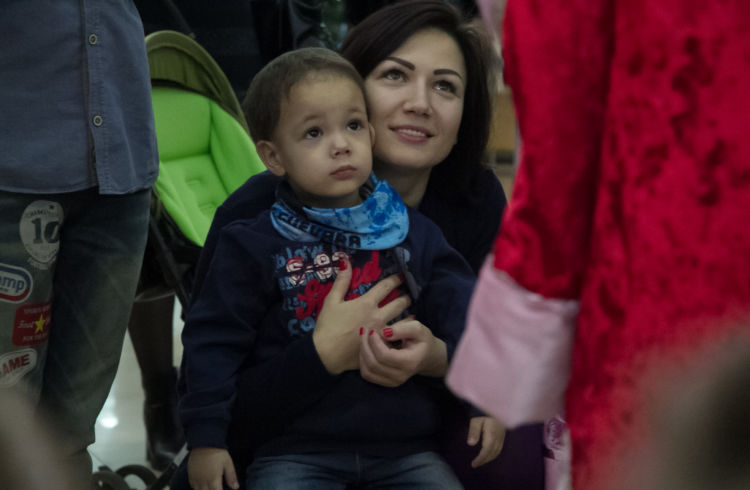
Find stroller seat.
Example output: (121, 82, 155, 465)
(151, 87, 260, 248)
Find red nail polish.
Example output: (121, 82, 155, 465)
(359, 327, 364, 335)
(383, 327, 393, 338)
(369, 329, 374, 336)
(338, 260, 347, 271)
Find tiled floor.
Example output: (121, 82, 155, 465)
(90, 301, 185, 479)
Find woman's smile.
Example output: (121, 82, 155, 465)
(391, 124, 434, 143)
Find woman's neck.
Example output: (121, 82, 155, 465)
(374, 163, 432, 208)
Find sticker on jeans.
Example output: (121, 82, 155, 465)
(0, 348, 37, 388)
(13, 302, 51, 346)
(19, 200, 63, 268)
(0, 263, 33, 303)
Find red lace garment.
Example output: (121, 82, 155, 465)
(498, 1, 750, 487)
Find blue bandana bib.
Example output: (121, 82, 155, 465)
(270, 175, 409, 250)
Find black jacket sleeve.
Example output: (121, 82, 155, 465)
(180, 224, 271, 448)
(408, 211, 476, 361)
(464, 169, 506, 273)
(419, 167, 506, 274)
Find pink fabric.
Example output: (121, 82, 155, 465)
(446, 258, 578, 427)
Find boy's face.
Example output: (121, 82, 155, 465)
(258, 75, 375, 209)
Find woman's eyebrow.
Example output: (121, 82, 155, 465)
(384, 56, 464, 80)
(384, 56, 415, 70)
(434, 68, 463, 80)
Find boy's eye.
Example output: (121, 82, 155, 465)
(305, 127, 322, 139)
(347, 120, 364, 131)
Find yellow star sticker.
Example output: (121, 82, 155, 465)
(34, 314, 46, 333)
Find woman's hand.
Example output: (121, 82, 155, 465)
(313, 258, 411, 374)
(467, 416, 506, 468)
(359, 316, 448, 387)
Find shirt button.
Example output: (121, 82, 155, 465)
(88, 33, 98, 45)
(92, 115, 103, 127)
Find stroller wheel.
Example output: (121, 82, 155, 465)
(116, 464, 158, 486)
(91, 468, 131, 490)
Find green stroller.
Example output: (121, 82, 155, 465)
(138, 29, 263, 307)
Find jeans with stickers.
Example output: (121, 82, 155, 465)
(0, 187, 150, 484)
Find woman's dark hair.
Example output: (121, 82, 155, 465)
(340, 0, 494, 201)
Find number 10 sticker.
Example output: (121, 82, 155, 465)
(19, 200, 63, 266)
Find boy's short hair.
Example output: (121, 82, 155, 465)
(242, 47, 366, 143)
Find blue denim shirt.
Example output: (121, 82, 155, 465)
(0, 0, 158, 195)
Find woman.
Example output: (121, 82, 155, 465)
(179, 1, 542, 488)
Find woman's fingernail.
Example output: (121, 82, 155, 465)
(359, 327, 364, 335)
(383, 327, 393, 338)
(369, 329, 374, 336)
(339, 260, 347, 271)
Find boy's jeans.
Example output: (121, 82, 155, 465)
(0, 188, 150, 486)
(246, 450, 464, 489)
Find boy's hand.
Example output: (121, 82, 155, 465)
(187, 447, 239, 490)
(313, 257, 410, 374)
(467, 416, 506, 468)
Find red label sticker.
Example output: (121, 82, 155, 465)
(13, 302, 51, 346)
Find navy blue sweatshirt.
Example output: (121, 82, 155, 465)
(180, 200, 476, 456)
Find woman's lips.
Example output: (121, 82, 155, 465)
(392, 125, 433, 144)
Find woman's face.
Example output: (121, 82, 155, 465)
(364, 28, 466, 173)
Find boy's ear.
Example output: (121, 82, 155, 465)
(255, 140, 286, 177)
(368, 121, 376, 148)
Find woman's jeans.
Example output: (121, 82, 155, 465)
(246, 450, 464, 489)
(0, 188, 150, 485)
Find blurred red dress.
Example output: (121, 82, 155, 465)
(448, 1, 750, 488)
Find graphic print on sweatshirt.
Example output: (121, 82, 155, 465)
(273, 244, 409, 337)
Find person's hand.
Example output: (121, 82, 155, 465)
(313, 257, 411, 374)
(359, 316, 448, 387)
(187, 447, 239, 490)
(467, 416, 506, 468)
